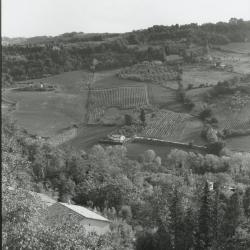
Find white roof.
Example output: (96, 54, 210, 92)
(59, 203, 110, 222)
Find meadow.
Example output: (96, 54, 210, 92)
(216, 42, 250, 54)
(182, 64, 238, 88)
(4, 70, 92, 136)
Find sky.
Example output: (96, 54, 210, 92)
(2, 0, 250, 37)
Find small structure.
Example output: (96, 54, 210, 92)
(108, 134, 126, 143)
(206, 127, 218, 143)
(207, 181, 214, 191)
(165, 54, 184, 65)
(47, 202, 110, 235)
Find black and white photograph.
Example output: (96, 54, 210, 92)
(2, 0, 250, 249)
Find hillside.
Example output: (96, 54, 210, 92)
(2, 18, 250, 83)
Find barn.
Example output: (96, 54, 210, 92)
(47, 202, 110, 235)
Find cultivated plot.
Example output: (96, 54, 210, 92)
(88, 86, 149, 124)
(141, 110, 202, 143)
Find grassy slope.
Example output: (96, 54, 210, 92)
(182, 64, 238, 88)
(5, 70, 91, 136)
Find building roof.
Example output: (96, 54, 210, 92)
(58, 203, 110, 222)
(165, 54, 183, 61)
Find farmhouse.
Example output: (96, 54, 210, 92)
(47, 202, 110, 235)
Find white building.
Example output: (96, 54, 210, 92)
(108, 134, 126, 143)
(47, 202, 110, 235)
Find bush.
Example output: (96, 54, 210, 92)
(199, 108, 212, 121)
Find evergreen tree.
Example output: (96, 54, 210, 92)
(196, 182, 212, 249)
(140, 109, 146, 125)
(169, 188, 184, 249)
(210, 183, 226, 249)
(222, 190, 244, 241)
(243, 187, 250, 218)
(183, 207, 196, 250)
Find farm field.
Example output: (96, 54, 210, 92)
(18, 70, 93, 94)
(92, 69, 146, 89)
(211, 93, 250, 130)
(216, 42, 250, 54)
(211, 48, 250, 74)
(88, 86, 149, 124)
(118, 61, 179, 89)
(141, 110, 204, 144)
(182, 64, 238, 88)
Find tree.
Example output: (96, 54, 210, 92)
(199, 108, 212, 121)
(124, 114, 133, 126)
(222, 190, 244, 241)
(140, 109, 146, 125)
(196, 182, 212, 249)
(169, 188, 185, 249)
(243, 187, 250, 218)
(207, 141, 225, 156)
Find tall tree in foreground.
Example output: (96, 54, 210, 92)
(196, 182, 212, 249)
(169, 187, 185, 250)
(140, 109, 146, 126)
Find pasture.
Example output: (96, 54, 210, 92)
(4, 70, 92, 136)
(182, 65, 238, 88)
(216, 42, 250, 54)
(18, 70, 93, 94)
(5, 90, 87, 137)
(211, 48, 250, 74)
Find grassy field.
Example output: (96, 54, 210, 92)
(5, 90, 87, 136)
(216, 42, 250, 54)
(211, 48, 250, 74)
(5, 70, 92, 136)
(182, 64, 238, 88)
(92, 69, 146, 89)
(19, 70, 93, 94)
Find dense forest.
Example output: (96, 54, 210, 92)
(2, 18, 250, 84)
(2, 114, 250, 249)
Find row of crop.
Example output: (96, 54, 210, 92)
(118, 62, 179, 83)
(89, 87, 149, 108)
(88, 108, 105, 124)
(142, 111, 190, 140)
(222, 118, 250, 130)
(87, 87, 149, 123)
